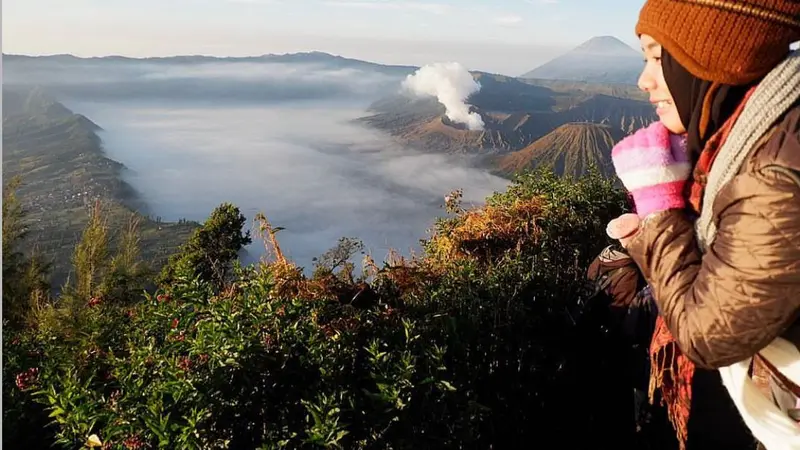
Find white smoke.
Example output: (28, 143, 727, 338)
(401, 62, 485, 131)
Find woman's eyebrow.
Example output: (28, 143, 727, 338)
(643, 41, 659, 52)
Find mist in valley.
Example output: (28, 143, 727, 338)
(7, 57, 510, 269)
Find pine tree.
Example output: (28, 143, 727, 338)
(157, 203, 251, 290)
(70, 200, 109, 301)
(98, 214, 152, 304)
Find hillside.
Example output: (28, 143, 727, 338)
(494, 123, 624, 178)
(520, 36, 643, 85)
(359, 77, 655, 159)
(2, 87, 199, 286)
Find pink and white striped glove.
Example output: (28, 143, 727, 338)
(611, 122, 691, 218)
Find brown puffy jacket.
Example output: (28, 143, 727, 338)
(625, 101, 800, 376)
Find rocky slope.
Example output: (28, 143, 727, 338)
(494, 122, 625, 178)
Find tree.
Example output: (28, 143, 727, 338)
(157, 203, 251, 290)
(98, 214, 153, 304)
(70, 200, 110, 301)
(2, 177, 51, 329)
(312, 237, 365, 283)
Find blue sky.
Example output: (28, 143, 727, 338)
(3, 0, 646, 75)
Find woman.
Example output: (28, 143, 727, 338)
(590, 0, 800, 448)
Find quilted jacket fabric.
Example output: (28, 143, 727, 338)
(625, 101, 800, 370)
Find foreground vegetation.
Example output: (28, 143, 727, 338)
(5, 167, 675, 449)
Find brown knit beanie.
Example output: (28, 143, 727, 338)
(636, 0, 800, 85)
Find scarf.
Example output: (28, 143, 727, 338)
(647, 49, 758, 450)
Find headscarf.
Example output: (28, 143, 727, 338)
(661, 48, 756, 165)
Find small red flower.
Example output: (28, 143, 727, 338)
(15, 367, 39, 391)
(170, 318, 179, 329)
(123, 435, 144, 450)
(88, 297, 102, 308)
(156, 293, 172, 303)
(321, 325, 336, 338)
(197, 354, 210, 365)
(178, 356, 193, 372)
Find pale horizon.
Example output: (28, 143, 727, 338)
(3, 0, 645, 76)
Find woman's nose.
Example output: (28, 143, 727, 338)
(638, 69, 656, 92)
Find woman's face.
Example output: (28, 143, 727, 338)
(638, 34, 686, 134)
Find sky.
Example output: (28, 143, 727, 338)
(2, 0, 646, 75)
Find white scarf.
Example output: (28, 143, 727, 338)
(694, 49, 800, 450)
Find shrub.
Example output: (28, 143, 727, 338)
(157, 203, 252, 290)
(7, 168, 647, 449)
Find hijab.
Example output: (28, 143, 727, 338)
(661, 48, 756, 163)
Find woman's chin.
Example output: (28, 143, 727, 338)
(658, 115, 687, 135)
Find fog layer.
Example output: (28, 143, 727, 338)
(12, 56, 510, 269)
(66, 98, 507, 268)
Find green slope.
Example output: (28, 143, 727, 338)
(2, 87, 199, 287)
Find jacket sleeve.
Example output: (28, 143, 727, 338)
(625, 167, 800, 369)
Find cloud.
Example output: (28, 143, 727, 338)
(3, 58, 408, 104)
(323, 1, 451, 14)
(66, 100, 507, 270)
(493, 15, 523, 26)
(14, 56, 508, 271)
(401, 62, 485, 131)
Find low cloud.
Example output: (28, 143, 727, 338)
(39, 57, 507, 270)
(71, 101, 507, 269)
(3, 57, 408, 104)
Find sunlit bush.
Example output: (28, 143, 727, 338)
(6, 167, 647, 449)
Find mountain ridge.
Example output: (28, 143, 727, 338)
(2, 51, 420, 76)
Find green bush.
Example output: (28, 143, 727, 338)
(6, 168, 646, 449)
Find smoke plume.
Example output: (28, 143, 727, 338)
(402, 62, 485, 131)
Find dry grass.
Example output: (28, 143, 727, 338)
(245, 191, 549, 307)
(425, 196, 545, 266)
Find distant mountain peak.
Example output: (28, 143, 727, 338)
(573, 36, 639, 55)
(519, 36, 643, 85)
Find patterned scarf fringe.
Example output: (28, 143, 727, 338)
(649, 316, 695, 450)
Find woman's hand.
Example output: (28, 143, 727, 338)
(611, 121, 691, 219)
(607, 213, 641, 248)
